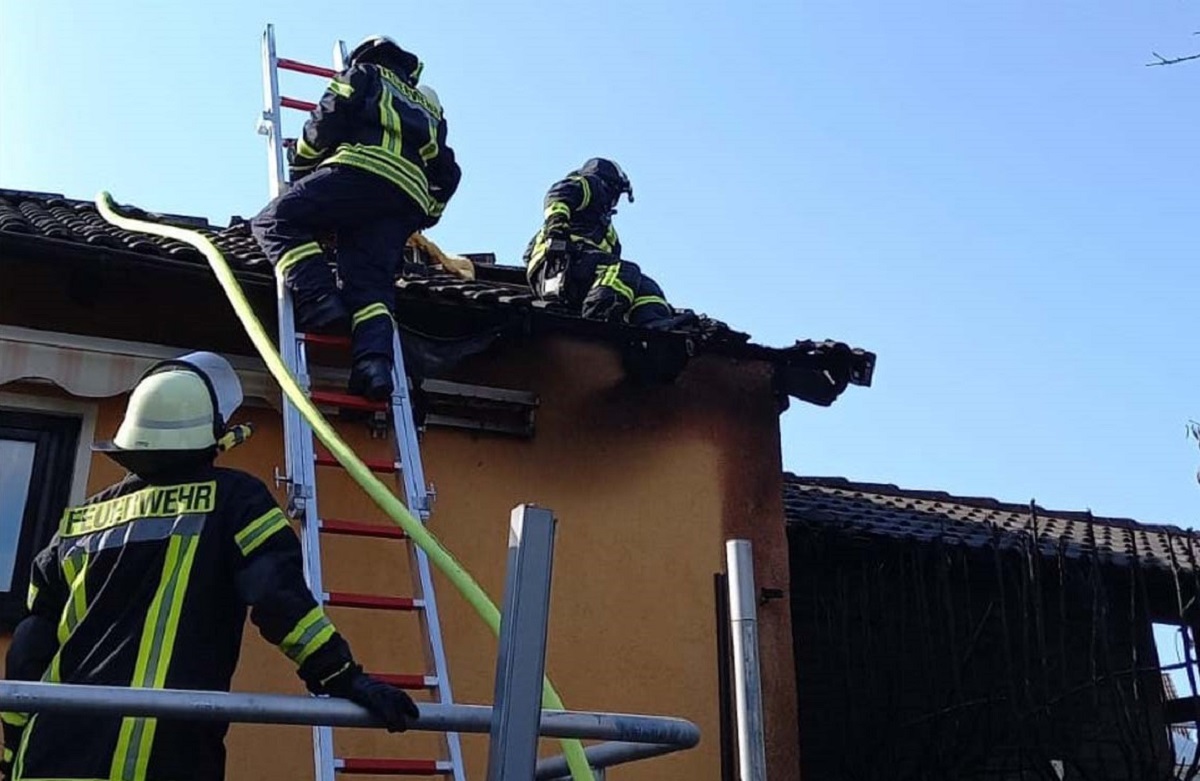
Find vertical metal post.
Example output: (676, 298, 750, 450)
(726, 540, 768, 781)
(486, 505, 558, 781)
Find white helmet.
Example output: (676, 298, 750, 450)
(95, 352, 243, 456)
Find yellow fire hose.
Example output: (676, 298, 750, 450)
(96, 192, 595, 781)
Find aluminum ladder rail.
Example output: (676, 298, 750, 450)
(257, 23, 467, 781)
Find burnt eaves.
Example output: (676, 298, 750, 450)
(0, 188, 876, 406)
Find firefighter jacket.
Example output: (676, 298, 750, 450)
(1, 466, 354, 781)
(524, 159, 626, 275)
(287, 60, 461, 228)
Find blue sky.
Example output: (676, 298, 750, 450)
(2, 1, 1197, 527)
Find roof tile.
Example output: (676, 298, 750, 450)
(784, 474, 1200, 572)
(0, 188, 876, 405)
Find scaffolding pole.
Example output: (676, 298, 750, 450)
(487, 505, 558, 780)
(727, 539, 768, 781)
(0, 682, 699, 757)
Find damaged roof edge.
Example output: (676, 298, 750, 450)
(0, 188, 876, 406)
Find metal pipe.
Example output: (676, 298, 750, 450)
(726, 539, 768, 781)
(535, 741, 680, 778)
(487, 505, 558, 780)
(0, 682, 701, 747)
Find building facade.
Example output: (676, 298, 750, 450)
(0, 189, 874, 779)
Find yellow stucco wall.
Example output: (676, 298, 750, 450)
(0, 334, 800, 780)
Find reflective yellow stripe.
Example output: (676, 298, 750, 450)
(26, 581, 38, 611)
(234, 508, 290, 556)
(598, 265, 635, 302)
(325, 146, 435, 214)
(111, 534, 199, 781)
(296, 137, 326, 159)
(569, 176, 591, 210)
(419, 116, 439, 162)
(43, 652, 61, 684)
(544, 202, 571, 221)
(12, 712, 35, 778)
(379, 91, 403, 156)
(1, 711, 28, 728)
(352, 303, 393, 329)
(527, 238, 550, 273)
(328, 78, 354, 99)
(630, 295, 668, 311)
(1, 746, 11, 763)
(279, 606, 336, 665)
(57, 552, 88, 644)
(275, 242, 323, 280)
(348, 144, 430, 193)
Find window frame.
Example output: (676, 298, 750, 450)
(0, 393, 96, 631)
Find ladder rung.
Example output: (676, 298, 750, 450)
(338, 758, 452, 776)
(282, 96, 317, 112)
(277, 57, 338, 78)
(320, 519, 407, 540)
(300, 332, 352, 348)
(315, 451, 397, 473)
(326, 592, 422, 611)
(370, 673, 438, 690)
(310, 390, 388, 412)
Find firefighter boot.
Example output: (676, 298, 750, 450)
(349, 357, 394, 402)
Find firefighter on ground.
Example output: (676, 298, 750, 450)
(1, 352, 418, 781)
(523, 158, 674, 327)
(251, 35, 461, 401)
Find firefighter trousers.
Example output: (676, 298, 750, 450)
(531, 248, 672, 326)
(250, 165, 424, 363)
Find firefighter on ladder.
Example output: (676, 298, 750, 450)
(1, 352, 418, 781)
(251, 35, 461, 401)
(524, 158, 675, 328)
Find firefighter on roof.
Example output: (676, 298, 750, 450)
(524, 158, 674, 327)
(251, 35, 461, 400)
(1, 352, 418, 781)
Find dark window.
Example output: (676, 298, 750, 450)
(0, 409, 81, 631)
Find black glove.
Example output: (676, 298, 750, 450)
(319, 663, 420, 733)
